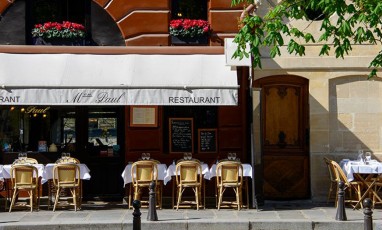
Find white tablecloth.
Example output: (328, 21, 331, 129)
(340, 159, 382, 182)
(2, 164, 45, 181)
(209, 163, 253, 179)
(42, 163, 91, 184)
(164, 162, 210, 184)
(121, 163, 167, 187)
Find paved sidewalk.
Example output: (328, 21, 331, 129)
(0, 201, 381, 230)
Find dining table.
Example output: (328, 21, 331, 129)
(340, 159, 382, 208)
(2, 164, 45, 180)
(42, 163, 91, 183)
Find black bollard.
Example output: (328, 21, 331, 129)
(363, 198, 373, 230)
(133, 200, 141, 230)
(336, 181, 347, 221)
(147, 181, 158, 221)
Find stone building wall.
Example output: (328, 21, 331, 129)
(251, 0, 382, 202)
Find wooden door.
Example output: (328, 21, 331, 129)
(254, 75, 310, 199)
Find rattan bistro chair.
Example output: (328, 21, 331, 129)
(216, 160, 243, 210)
(330, 160, 363, 208)
(52, 163, 81, 211)
(9, 164, 39, 212)
(130, 160, 161, 209)
(323, 157, 338, 204)
(175, 160, 203, 210)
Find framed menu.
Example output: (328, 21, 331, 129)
(198, 129, 217, 153)
(169, 118, 193, 153)
(130, 106, 158, 127)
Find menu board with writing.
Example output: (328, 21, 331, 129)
(198, 129, 217, 153)
(169, 118, 193, 153)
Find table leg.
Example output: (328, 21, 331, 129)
(353, 174, 376, 209)
(172, 179, 175, 209)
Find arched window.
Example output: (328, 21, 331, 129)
(26, 0, 90, 44)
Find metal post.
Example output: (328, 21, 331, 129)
(147, 181, 158, 221)
(363, 198, 373, 230)
(336, 181, 347, 221)
(133, 200, 141, 230)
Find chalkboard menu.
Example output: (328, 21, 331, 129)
(198, 129, 217, 153)
(169, 118, 193, 153)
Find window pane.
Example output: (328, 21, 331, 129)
(88, 112, 117, 147)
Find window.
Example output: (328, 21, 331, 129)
(88, 116, 118, 147)
(26, 0, 90, 44)
(171, 0, 207, 19)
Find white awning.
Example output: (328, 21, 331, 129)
(0, 53, 238, 106)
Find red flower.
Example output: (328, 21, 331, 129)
(169, 19, 210, 38)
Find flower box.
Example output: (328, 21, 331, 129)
(32, 37, 85, 46)
(31, 21, 86, 46)
(171, 35, 208, 46)
(169, 19, 210, 46)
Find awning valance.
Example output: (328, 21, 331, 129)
(0, 53, 238, 106)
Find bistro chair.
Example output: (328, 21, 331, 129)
(52, 163, 81, 211)
(130, 160, 161, 209)
(371, 176, 382, 208)
(216, 160, 243, 210)
(50, 157, 82, 210)
(323, 157, 338, 205)
(9, 164, 39, 212)
(330, 160, 363, 208)
(175, 159, 203, 210)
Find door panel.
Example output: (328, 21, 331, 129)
(254, 75, 310, 199)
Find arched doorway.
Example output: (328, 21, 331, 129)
(254, 75, 310, 199)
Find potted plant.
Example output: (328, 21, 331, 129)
(169, 19, 210, 45)
(31, 21, 86, 46)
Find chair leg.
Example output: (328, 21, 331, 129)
(53, 188, 60, 212)
(218, 187, 223, 210)
(235, 188, 240, 211)
(9, 188, 17, 213)
(72, 188, 77, 212)
(29, 190, 33, 212)
(176, 187, 182, 211)
(195, 187, 199, 211)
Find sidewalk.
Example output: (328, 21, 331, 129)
(0, 200, 381, 230)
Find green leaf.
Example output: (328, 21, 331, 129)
(319, 44, 330, 56)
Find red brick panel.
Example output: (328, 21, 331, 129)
(210, 0, 244, 10)
(125, 35, 170, 46)
(210, 11, 241, 33)
(106, 0, 169, 21)
(126, 130, 162, 151)
(118, 12, 169, 39)
(218, 128, 243, 149)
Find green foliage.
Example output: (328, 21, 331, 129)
(232, 0, 382, 77)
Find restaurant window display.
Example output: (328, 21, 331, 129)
(0, 106, 74, 154)
(0, 106, 122, 158)
(87, 111, 120, 157)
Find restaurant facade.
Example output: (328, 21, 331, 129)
(0, 0, 256, 204)
(2, 0, 381, 206)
